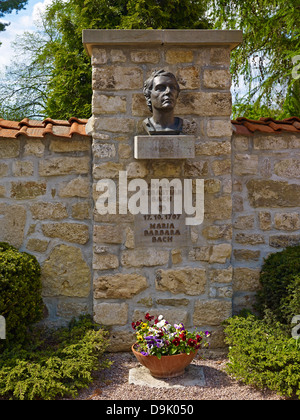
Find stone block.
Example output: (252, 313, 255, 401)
(13, 161, 34, 177)
(233, 215, 255, 230)
(152, 161, 183, 177)
(209, 266, 233, 284)
(233, 249, 260, 261)
(92, 48, 107, 65)
(72, 202, 91, 220)
(0, 163, 8, 177)
(189, 244, 231, 264)
(94, 117, 134, 133)
(0, 139, 20, 158)
(94, 225, 123, 244)
(258, 211, 272, 231)
(121, 249, 169, 267)
(233, 268, 261, 293)
(274, 212, 300, 231)
(253, 135, 288, 150)
(50, 138, 90, 153)
(0, 186, 6, 197)
(177, 92, 232, 117)
(204, 196, 232, 221)
(206, 120, 232, 138)
(93, 142, 116, 159)
(94, 302, 128, 326)
(274, 159, 300, 178)
(30, 202, 68, 220)
(119, 144, 132, 159)
(92, 66, 143, 90)
(94, 273, 148, 299)
(130, 50, 160, 63)
(202, 224, 232, 240)
(42, 244, 91, 297)
(11, 181, 46, 200)
(269, 234, 300, 248)
(94, 163, 123, 182)
(193, 300, 232, 326)
(155, 267, 206, 296)
(59, 177, 90, 198)
(0, 203, 26, 248)
(134, 136, 195, 159)
(39, 157, 90, 177)
(196, 141, 231, 156)
(92, 93, 127, 114)
(184, 160, 208, 176)
(26, 238, 49, 253)
(176, 66, 201, 89)
(235, 233, 265, 245)
(247, 180, 300, 208)
(212, 159, 231, 176)
(107, 331, 136, 352)
(166, 49, 194, 64)
(234, 154, 258, 175)
(42, 223, 89, 244)
(93, 253, 119, 270)
(203, 69, 231, 89)
(24, 139, 45, 157)
(204, 179, 221, 194)
(126, 161, 148, 178)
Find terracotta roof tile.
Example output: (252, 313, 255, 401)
(1, 116, 300, 140)
(232, 117, 300, 135)
(0, 117, 89, 139)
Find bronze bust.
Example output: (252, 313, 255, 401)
(143, 69, 183, 135)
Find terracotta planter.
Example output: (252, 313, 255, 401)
(132, 344, 198, 378)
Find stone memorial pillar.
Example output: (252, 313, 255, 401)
(83, 29, 242, 350)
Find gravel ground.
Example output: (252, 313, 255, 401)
(73, 352, 286, 401)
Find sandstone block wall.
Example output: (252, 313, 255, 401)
(232, 132, 300, 312)
(0, 134, 93, 326)
(86, 32, 238, 351)
(0, 30, 299, 352)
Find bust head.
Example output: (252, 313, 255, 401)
(143, 69, 182, 135)
(143, 69, 180, 113)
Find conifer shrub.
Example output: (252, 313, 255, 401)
(224, 313, 300, 399)
(0, 242, 43, 346)
(0, 315, 112, 400)
(255, 245, 300, 325)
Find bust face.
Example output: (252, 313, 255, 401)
(150, 75, 179, 112)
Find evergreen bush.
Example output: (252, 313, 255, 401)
(0, 315, 111, 400)
(0, 243, 43, 346)
(255, 245, 300, 325)
(224, 313, 300, 399)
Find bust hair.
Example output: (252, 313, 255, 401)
(143, 69, 180, 112)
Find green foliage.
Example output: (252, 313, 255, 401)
(255, 245, 300, 325)
(0, 0, 28, 34)
(210, 0, 300, 118)
(0, 243, 43, 346)
(0, 0, 211, 120)
(224, 313, 300, 399)
(0, 315, 112, 400)
(120, 0, 210, 29)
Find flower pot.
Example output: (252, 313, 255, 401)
(132, 344, 198, 378)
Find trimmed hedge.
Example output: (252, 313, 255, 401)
(255, 245, 300, 325)
(0, 243, 43, 346)
(224, 313, 300, 399)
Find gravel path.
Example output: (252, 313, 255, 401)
(74, 352, 285, 401)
